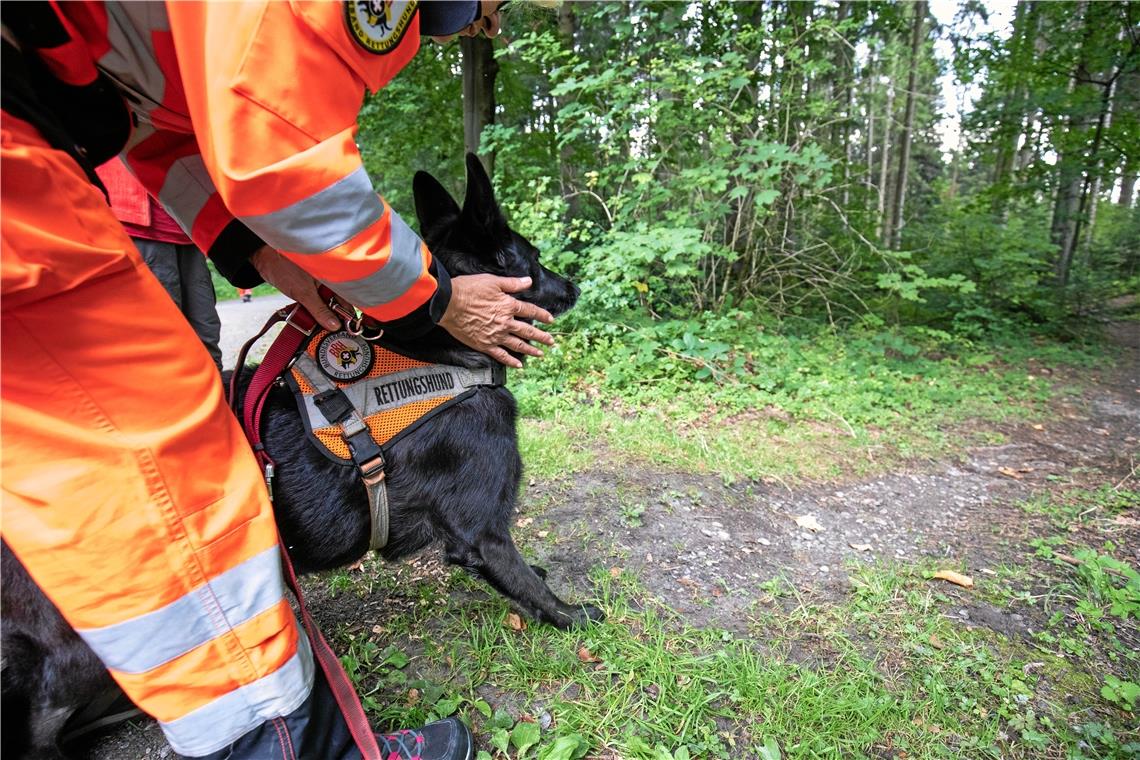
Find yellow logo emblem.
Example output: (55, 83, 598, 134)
(346, 0, 417, 55)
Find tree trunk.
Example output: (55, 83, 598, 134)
(864, 52, 876, 214)
(555, 2, 577, 194)
(876, 61, 894, 244)
(888, 0, 926, 250)
(1051, 1, 1089, 286)
(1119, 160, 1137, 207)
(461, 35, 499, 176)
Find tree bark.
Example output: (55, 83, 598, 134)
(1119, 160, 1137, 208)
(461, 35, 499, 176)
(888, 0, 926, 250)
(1051, 1, 1089, 287)
(876, 59, 894, 244)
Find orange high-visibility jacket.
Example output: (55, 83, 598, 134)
(43, 0, 447, 333)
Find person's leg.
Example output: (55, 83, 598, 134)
(134, 237, 185, 311)
(174, 243, 224, 372)
(1, 112, 471, 760)
(2, 113, 324, 758)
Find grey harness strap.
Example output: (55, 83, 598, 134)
(292, 354, 391, 550)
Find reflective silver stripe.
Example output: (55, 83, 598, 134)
(324, 210, 426, 307)
(157, 154, 214, 239)
(76, 547, 285, 674)
(100, 3, 172, 120)
(159, 632, 315, 757)
(242, 167, 385, 255)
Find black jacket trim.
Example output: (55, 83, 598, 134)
(209, 220, 266, 288)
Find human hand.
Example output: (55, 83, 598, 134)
(438, 274, 555, 368)
(250, 246, 344, 331)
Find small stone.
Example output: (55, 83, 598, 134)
(959, 608, 970, 620)
(538, 711, 553, 730)
(757, 538, 771, 546)
(819, 565, 830, 573)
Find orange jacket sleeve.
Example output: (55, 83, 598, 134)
(165, 1, 449, 333)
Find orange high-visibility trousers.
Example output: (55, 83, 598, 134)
(1, 114, 313, 757)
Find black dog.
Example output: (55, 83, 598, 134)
(1, 154, 601, 758)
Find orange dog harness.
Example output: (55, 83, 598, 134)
(283, 328, 504, 549)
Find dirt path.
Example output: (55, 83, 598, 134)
(82, 324, 1139, 758)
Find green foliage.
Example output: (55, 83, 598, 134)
(1102, 675, 1140, 712)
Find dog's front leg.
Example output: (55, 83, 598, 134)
(450, 533, 603, 629)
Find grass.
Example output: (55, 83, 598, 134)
(207, 260, 279, 301)
(511, 319, 1106, 483)
(317, 483, 1139, 760)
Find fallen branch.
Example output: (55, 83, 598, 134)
(1053, 552, 1132, 580)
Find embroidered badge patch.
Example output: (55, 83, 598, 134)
(345, 0, 417, 55)
(317, 331, 375, 382)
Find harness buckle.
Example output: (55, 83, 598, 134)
(264, 462, 276, 502)
(358, 455, 385, 482)
(283, 305, 317, 337)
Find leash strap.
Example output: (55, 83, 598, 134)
(231, 301, 382, 759)
(279, 538, 383, 759)
(236, 305, 318, 497)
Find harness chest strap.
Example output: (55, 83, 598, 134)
(292, 353, 391, 550)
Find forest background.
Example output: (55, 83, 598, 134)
(358, 0, 1138, 355)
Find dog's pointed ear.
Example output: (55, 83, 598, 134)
(413, 170, 461, 244)
(460, 153, 507, 233)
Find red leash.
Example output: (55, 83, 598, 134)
(230, 300, 383, 759)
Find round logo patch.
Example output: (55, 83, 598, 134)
(317, 331, 375, 382)
(345, 0, 417, 55)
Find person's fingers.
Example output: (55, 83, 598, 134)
(497, 276, 532, 294)
(486, 346, 522, 369)
(510, 320, 555, 346)
(513, 301, 554, 324)
(301, 294, 341, 331)
(508, 336, 544, 358)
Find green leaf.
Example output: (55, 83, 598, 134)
(432, 696, 461, 718)
(511, 721, 542, 757)
(488, 708, 515, 730)
(382, 649, 409, 669)
(537, 735, 590, 760)
(753, 189, 780, 207)
(473, 699, 493, 719)
(757, 736, 782, 760)
(490, 727, 510, 755)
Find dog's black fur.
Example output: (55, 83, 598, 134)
(1, 154, 600, 759)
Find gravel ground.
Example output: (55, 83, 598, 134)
(216, 292, 291, 371)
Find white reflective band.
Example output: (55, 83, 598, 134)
(322, 209, 426, 307)
(159, 631, 315, 757)
(242, 167, 385, 255)
(157, 153, 214, 239)
(76, 547, 285, 674)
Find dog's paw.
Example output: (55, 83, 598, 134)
(580, 604, 605, 623)
(529, 564, 549, 580)
(565, 604, 604, 628)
